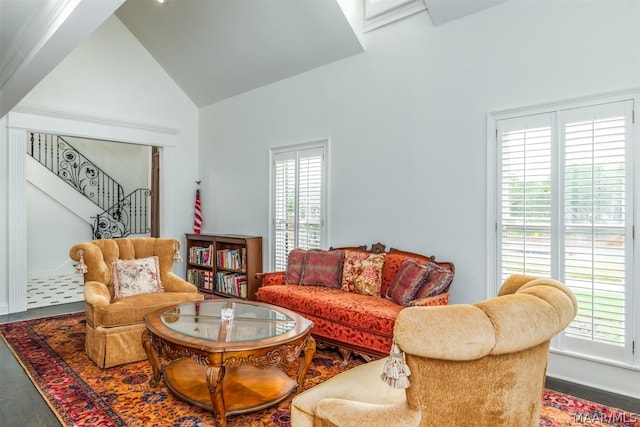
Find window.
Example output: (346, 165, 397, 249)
(490, 94, 636, 365)
(271, 141, 327, 271)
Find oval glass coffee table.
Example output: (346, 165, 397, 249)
(142, 299, 315, 427)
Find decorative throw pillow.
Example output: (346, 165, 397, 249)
(300, 250, 344, 288)
(413, 262, 454, 300)
(386, 258, 431, 306)
(112, 256, 163, 299)
(285, 249, 306, 284)
(381, 253, 421, 297)
(340, 251, 385, 296)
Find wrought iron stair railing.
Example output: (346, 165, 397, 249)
(93, 188, 151, 239)
(27, 132, 150, 239)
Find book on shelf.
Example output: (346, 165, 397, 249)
(216, 248, 247, 272)
(215, 271, 248, 298)
(187, 268, 214, 291)
(188, 245, 214, 267)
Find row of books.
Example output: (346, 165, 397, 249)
(186, 268, 214, 291)
(217, 248, 247, 272)
(216, 272, 248, 298)
(189, 245, 214, 267)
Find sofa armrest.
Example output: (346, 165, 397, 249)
(162, 272, 199, 293)
(409, 292, 450, 307)
(84, 281, 112, 307)
(315, 399, 420, 427)
(256, 271, 285, 287)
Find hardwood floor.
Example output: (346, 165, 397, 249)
(1, 301, 638, 426)
(0, 301, 84, 427)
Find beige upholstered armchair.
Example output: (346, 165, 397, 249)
(69, 237, 204, 368)
(291, 275, 578, 427)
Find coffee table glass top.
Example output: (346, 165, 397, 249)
(161, 300, 296, 342)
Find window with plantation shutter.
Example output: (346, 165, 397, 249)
(271, 142, 326, 271)
(492, 96, 636, 365)
(499, 114, 553, 280)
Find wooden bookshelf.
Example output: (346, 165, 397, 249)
(185, 233, 263, 301)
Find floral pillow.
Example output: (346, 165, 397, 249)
(300, 250, 344, 288)
(413, 262, 454, 300)
(285, 249, 307, 284)
(386, 258, 431, 306)
(112, 256, 163, 299)
(341, 251, 386, 296)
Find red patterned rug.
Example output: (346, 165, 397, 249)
(1, 312, 638, 427)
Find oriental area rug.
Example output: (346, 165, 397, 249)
(1, 312, 639, 427)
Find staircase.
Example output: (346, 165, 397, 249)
(27, 132, 151, 239)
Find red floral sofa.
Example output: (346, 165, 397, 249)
(256, 243, 455, 361)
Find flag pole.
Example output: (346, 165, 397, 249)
(193, 180, 202, 234)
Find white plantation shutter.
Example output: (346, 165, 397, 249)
(560, 103, 632, 362)
(297, 154, 323, 249)
(272, 144, 326, 271)
(498, 114, 553, 280)
(495, 99, 634, 364)
(273, 153, 296, 271)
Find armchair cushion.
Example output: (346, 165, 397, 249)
(291, 358, 412, 427)
(112, 256, 163, 299)
(87, 290, 203, 327)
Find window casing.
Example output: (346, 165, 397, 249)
(489, 93, 637, 367)
(271, 141, 327, 271)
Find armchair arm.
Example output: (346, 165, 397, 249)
(162, 272, 199, 293)
(69, 242, 111, 284)
(256, 271, 285, 287)
(315, 399, 420, 427)
(83, 281, 112, 307)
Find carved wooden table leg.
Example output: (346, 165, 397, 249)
(206, 364, 226, 427)
(141, 329, 161, 387)
(296, 336, 316, 393)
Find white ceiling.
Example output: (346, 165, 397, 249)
(1, 0, 510, 117)
(114, 0, 365, 107)
(0, 0, 126, 118)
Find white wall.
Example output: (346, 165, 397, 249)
(0, 15, 199, 313)
(27, 183, 89, 274)
(199, 0, 640, 396)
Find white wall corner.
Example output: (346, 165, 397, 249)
(335, 0, 365, 48)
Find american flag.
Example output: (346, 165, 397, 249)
(193, 188, 202, 234)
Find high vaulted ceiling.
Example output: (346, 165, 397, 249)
(114, 0, 365, 107)
(1, 0, 510, 118)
